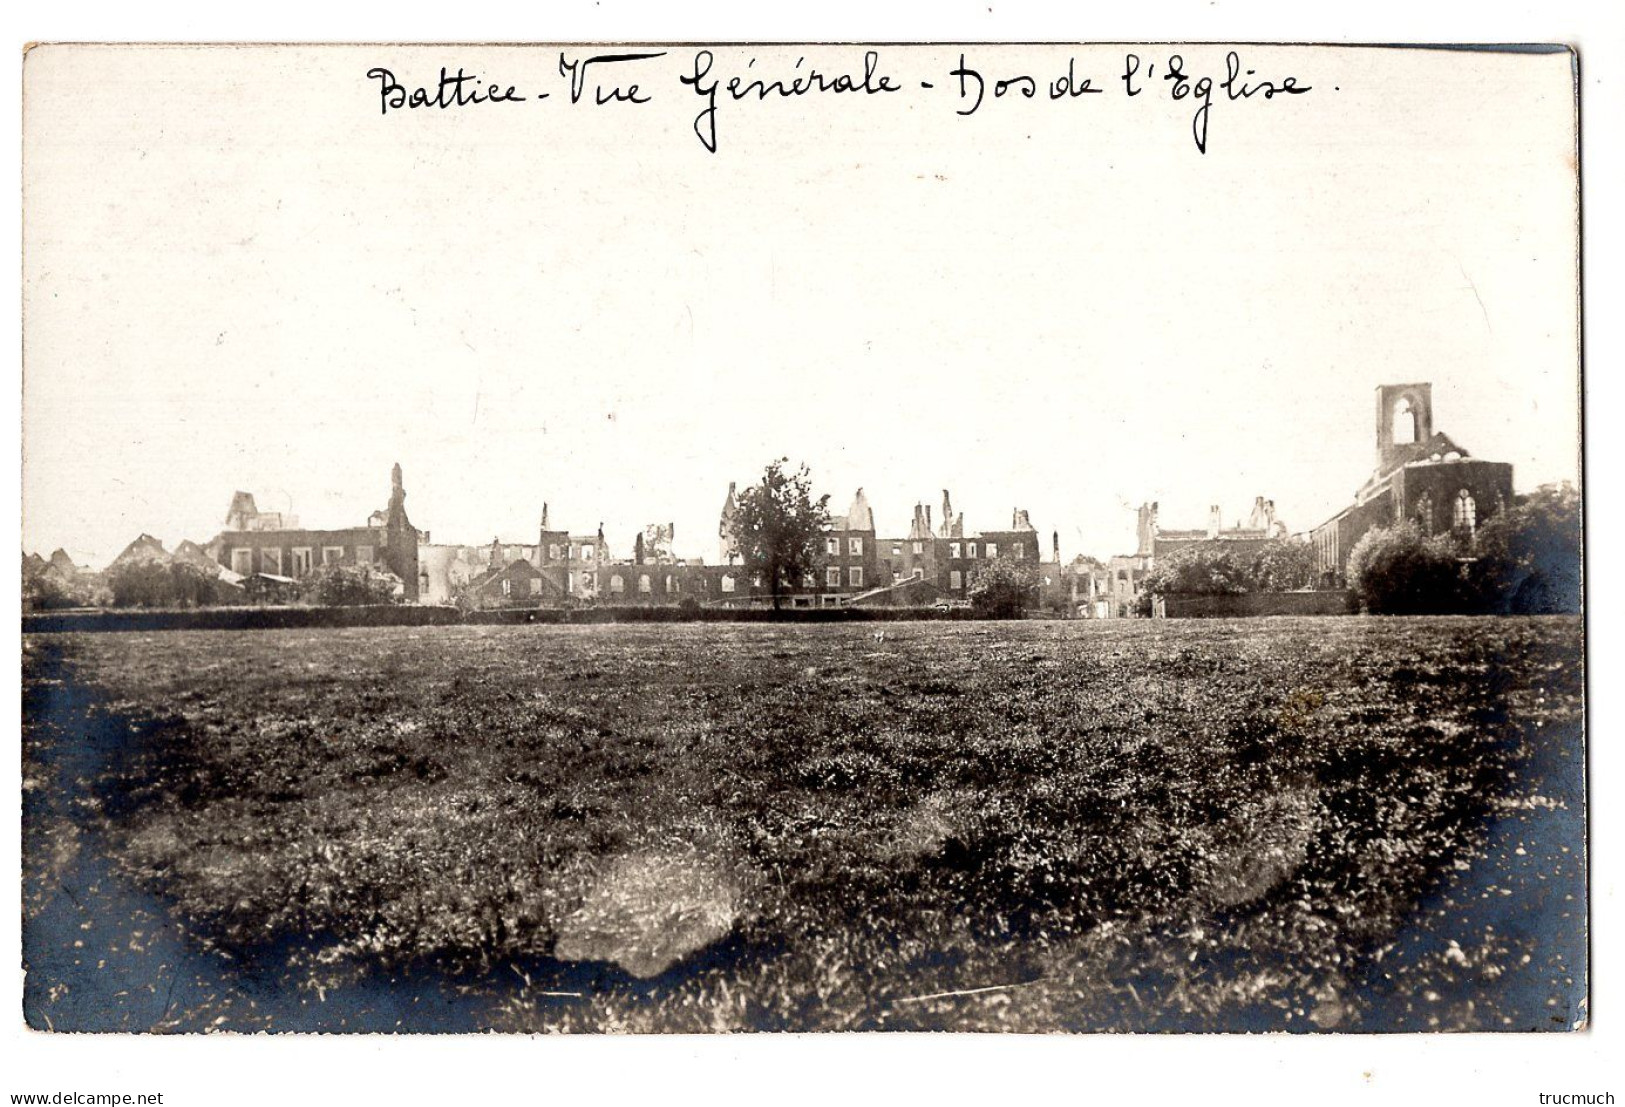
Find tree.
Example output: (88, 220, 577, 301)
(1470, 481, 1582, 614)
(731, 459, 831, 611)
(1248, 539, 1319, 592)
(1346, 521, 1466, 615)
(968, 557, 1041, 618)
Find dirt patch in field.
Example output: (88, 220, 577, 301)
(553, 846, 747, 978)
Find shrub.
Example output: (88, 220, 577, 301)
(22, 572, 77, 611)
(1346, 522, 1468, 615)
(170, 561, 228, 607)
(968, 557, 1041, 618)
(1142, 543, 1251, 597)
(105, 560, 225, 608)
(308, 563, 403, 606)
(1248, 539, 1319, 592)
(1469, 482, 1582, 615)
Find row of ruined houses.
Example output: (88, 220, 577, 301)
(191, 471, 1283, 617)
(425, 488, 1058, 611)
(34, 382, 1517, 617)
(408, 382, 1511, 616)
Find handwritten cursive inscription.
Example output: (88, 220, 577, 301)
(680, 50, 902, 153)
(363, 48, 1316, 155)
(367, 67, 526, 114)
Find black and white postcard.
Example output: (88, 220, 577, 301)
(12, 30, 1606, 1107)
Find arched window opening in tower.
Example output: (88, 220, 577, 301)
(1394, 397, 1419, 445)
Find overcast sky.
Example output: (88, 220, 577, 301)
(22, 44, 1579, 567)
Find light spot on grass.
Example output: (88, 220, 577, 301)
(885, 796, 956, 862)
(553, 848, 743, 978)
(1309, 985, 1347, 1028)
(1201, 786, 1321, 909)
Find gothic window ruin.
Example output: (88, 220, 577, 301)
(1454, 489, 1477, 535)
(1414, 492, 1434, 533)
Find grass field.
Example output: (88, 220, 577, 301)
(22, 617, 1585, 1033)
